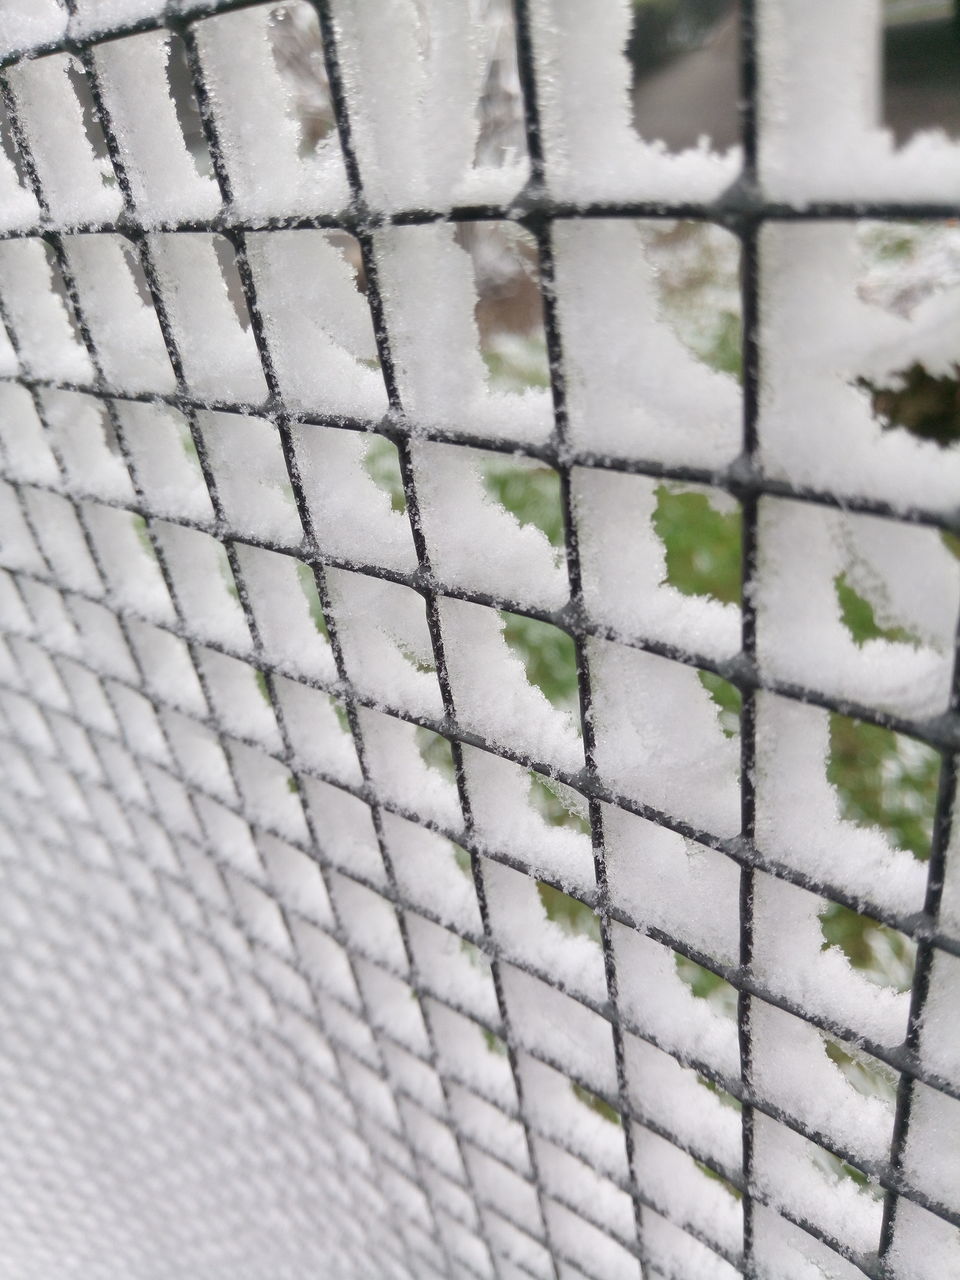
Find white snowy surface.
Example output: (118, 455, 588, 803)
(750, 1002, 895, 1168)
(0, 239, 93, 385)
(411, 441, 567, 609)
(613, 922, 740, 1080)
(755, 694, 928, 916)
(60, 237, 175, 395)
(528, 0, 739, 202)
(293, 426, 418, 574)
(247, 229, 386, 418)
(196, 3, 349, 221)
(116, 401, 214, 521)
(0, 2, 957, 1279)
(93, 31, 220, 226)
(590, 640, 741, 836)
(576, 469, 740, 659)
(759, 1, 960, 202)
(756, 497, 958, 717)
(333, 0, 528, 211)
(441, 596, 584, 773)
(374, 222, 553, 447)
(553, 219, 741, 467)
(0, 1, 66, 55)
(148, 233, 268, 405)
(603, 805, 740, 964)
(753, 874, 911, 1049)
(200, 410, 301, 544)
(5, 53, 114, 228)
(760, 223, 960, 512)
(464, 746, 594, 892)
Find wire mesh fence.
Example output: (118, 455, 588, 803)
(0, 1, 958, 1277)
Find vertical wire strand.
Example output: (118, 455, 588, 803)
(735, 2, 760, 1273)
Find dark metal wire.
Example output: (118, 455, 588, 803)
(0, 2, 957, 1278)
(734, 2, 759, 1269)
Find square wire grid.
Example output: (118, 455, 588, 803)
(0, 3, 957, 1279)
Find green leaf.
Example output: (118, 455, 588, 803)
(653, 485, 742, 606)
(415, 727, 456, 781)
(482, 463, 565, 549)
(330, 697, 351, 735)
(528, 772, 591, 837)
(828, 715, 938, 861)
(834, 573, 918, 647)
(482, 1028, 508, 1056)
(363, 436, 406, 514)
(571, 1082, 620, 1126)
(698, 670, 741, 739)
(537, 882, 600, 944)
(501, 612, 580, 713)
(131, 513, 154, 556)
(295, 561, 329, 638)
(254, 668, 271, 705)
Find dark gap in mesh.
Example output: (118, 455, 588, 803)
(39, 239, 84, 349)
(537, 881, 600, 944)
(472, 0, 527, 171)
(363, 434, 406, 515)
(819, 901, 917, 996)
(267, 1, 335, 157)
(210, 233, 251, 331)
(329, 231, 367, 297)
(571, 1081, 621, 1126)
(64, 57, 114, 177)
(459, 221, 549, 392)
(828, 714, 940, 863)
(482, 454, 563, 549)
(499, 609, 580, 725)
(640, 219, 744, 382)
(823, 1037, 899, 1106)
(674, 951, 737, 1016)
(884, 1, 960, 142)
(0, 93, 29, 191)
(166, 29, 216, 181)
(294, 561, 329, 640)
(628, 0, 741, 152)
(653, 481, 743, 607)
(415, 726, 454, 779)
(118, 237, 155, 311)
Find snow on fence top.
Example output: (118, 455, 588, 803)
(0, 1, 958, 1277)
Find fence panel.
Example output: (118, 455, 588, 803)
(0, 2, 957, 1278)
